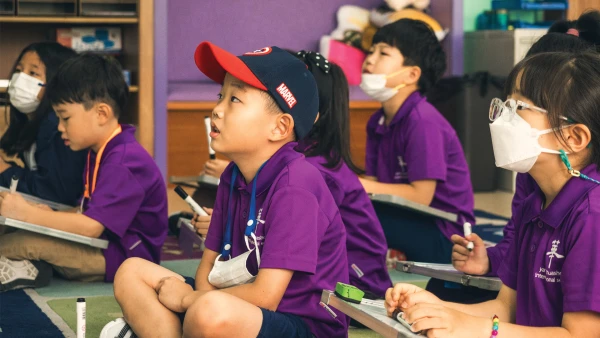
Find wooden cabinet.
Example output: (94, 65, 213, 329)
(166, 101, 379, 178)
(0, 0, 155, 155)
(568, 0, 600, 20)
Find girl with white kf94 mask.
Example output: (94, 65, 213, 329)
(384, 52, 600, 338)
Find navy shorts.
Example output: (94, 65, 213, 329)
(179, 277, 314, 338)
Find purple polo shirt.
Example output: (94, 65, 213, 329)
(204, 142, 349, 338)
(365, 91, 475, 240)
(298, 144, 391, 298)
(82, 124, 168, 282)
(498, 164, 600, 326)
(487, 173, 537, 276)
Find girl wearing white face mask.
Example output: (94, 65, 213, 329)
(358, 19, 476, 265)
(0, 42, 85, 206)
(383, 52, 600, 338)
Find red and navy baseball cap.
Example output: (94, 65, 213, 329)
(194, 41, 318, 140)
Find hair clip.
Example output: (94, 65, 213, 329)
(297, 50, 330, 74)
(566, 28, 579, 37)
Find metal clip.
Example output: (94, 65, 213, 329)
(569, 169, 581, 177)
(460, 274, 471, 287)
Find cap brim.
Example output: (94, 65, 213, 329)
(194, 42, 267, 91)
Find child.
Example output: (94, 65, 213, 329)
(294, 51, 391, 298)
(385, 51, 600, 336)
(191, 51, 391, 299)
(452, 10, 600, 278)
(359, 19, 475, 263)
(0, 42, 85, 205)
(103, 42, 349, 338)
(0, 54, 167, 291)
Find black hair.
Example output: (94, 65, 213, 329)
(1, 42, 77, 156)
(527, 10, 600, 56)
(372, 18, 446, 94)
(294, 51, 363, 174)
(505, 52, 600, 168)
(46, 53, 128, 119)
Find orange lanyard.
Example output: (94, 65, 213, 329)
(83, 126, 122, 199)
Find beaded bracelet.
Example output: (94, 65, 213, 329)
(490, 315, 499, 338)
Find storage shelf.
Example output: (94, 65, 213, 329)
(0, 85, 138, 93)
(0, 16, 138, 23)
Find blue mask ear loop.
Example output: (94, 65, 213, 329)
(559, 149, 600, 185)
(220, 162, 269, 258)
(220, 166, 239, 258)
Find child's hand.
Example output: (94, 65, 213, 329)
(204, 159, 229, 178)
(385, 283, 441, 316)
(0, 192, 33, 221)
(451, 233, 489, 275)
(156, 275, 192, 313)
(190, 208, 212, 236)
(404, 303, 489, 337)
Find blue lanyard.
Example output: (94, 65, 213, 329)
(559, 150, 600, 185)
(220, 162, 267, 257)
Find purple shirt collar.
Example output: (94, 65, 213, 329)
(374, 91, 426, 135)
(220, 142, 303, 195)
(522, 163, 600, 228)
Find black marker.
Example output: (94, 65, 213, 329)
(204, 116, 216, 160)
(175, 186, 208, 216)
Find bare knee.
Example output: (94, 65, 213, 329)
(114, 257, 146, 302)
(183, 291, 235, 338)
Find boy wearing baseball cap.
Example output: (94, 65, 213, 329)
(102, 42, 349, 338)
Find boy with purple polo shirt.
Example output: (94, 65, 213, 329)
(104, 42, 349, 338)
(0, 54, 167, 291)
(358, 19, 475, 263)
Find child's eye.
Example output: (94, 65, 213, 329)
(231, 96, 241, 103)
(367, 50, 374, 55)
(63, 117, 70, 122)
(30, 72, 39, 77)
(381, 52, 389, 56)
(217, 93, 223, 100)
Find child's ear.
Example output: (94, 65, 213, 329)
(564, 123, 592, 153)
(270, 113, 295, 142)
(95, 103, 113, 125)
(405, 66, 421, 86)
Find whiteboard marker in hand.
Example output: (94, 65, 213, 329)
(463, 222, 474, 252)
(174, 186, 208, 216)
(204, 116, 216, 160)
(9, 175, 18, 194)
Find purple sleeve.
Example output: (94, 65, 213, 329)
(203, 181, 226, 253)
(259, 187, 322, 274)
(84, 164, 144, 238)
(562, 210, 600, 314)
(365, 113, 379, 176)
(404, 121, 446, 182)
(487, 174, 536, 276)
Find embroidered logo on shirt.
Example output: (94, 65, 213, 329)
(394, 156, 408, 180)
(546, 240, 564, 269)
(248, 208, 265, 247)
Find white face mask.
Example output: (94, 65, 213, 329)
(208, 234, 261, 288)
(490, 111, 567, 173)
(360, 69, 408, 102)
(8, 72, 43, 114)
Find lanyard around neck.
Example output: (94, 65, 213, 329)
(84, 126, 122, 199)
(221, 162, 267, 257)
